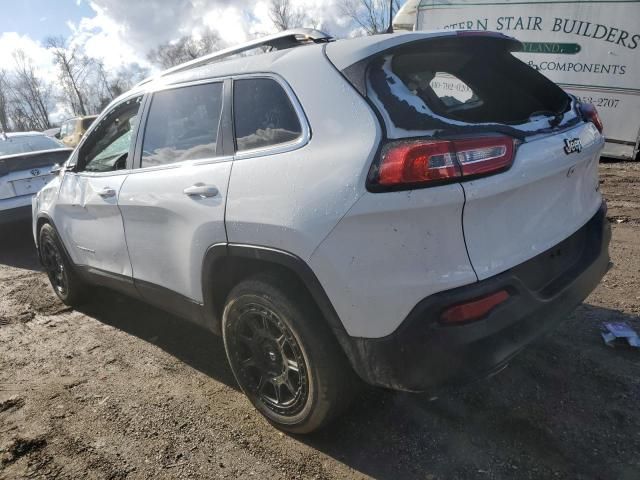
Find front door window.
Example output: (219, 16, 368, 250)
(78, 96, 142, 173)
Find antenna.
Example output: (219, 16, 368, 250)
(386, 0, 395, 33)
(137, 28, 333, 87)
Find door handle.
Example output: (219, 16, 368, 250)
(183, 184, 219, 198)
(97, 186, 116, 198)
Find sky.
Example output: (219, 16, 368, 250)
(0, 0, 360, 72)
(0, 0, 369, 121)
(0, 0, 95, 40)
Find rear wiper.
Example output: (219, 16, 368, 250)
(548, 110, 564, 128)
(550, 97, 573, 128)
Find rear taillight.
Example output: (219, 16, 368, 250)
(372, 136, 515, 189)
(440, 290, 510, 325)
(579, 103, 603, 133)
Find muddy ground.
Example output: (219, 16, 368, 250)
(1, 161, 639, 480)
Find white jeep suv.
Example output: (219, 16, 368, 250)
(32, 29, 611, 433)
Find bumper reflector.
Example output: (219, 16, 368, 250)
(440, 290, 510, 325)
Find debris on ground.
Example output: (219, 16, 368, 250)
(601, 322, 640, 348)
(0, 396, 24, 413)
(0, 436, 47, 466)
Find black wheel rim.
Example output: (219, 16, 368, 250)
(41, 237, 68, 296)
(228, 303, 308, 416)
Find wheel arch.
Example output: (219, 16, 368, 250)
(35, 213, 53, 247)
(35, 213, 62, 260)
(201, 244, 359, 363)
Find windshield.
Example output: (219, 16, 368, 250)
(0, 135, 63, 156)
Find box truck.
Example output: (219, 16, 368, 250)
(394, 0, 640, 160)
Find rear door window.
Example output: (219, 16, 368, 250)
(233, 78, 302, 152)
(141, 82, 223, 168)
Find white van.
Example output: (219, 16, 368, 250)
(394, 0, 640, 160)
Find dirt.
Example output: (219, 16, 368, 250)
(1, 161, 639, 480)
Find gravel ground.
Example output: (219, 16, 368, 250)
(1, 161, 639, 480)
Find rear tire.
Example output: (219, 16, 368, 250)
(39, 223, 86, 306)
(222, 275, 358, 434)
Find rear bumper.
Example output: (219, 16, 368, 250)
(0, 201, 33, 225)
(346, 202, 611, 392)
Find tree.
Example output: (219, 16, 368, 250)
(339, 0, 400, 35)
(46, 36, 93, 116)
(0, 70, 9, 131)
(92, 62, 149, 111)
(10, 50, 52, 130)
(147, 28, 223, 69)
(269, 0, 307, 31)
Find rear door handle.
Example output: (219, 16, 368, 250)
(97, 187, 116, 198)
(183, 184, 219, 198)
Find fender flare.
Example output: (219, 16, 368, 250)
(200, 243, 361, 366)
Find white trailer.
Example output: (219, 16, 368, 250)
(394, 0, 640, 160)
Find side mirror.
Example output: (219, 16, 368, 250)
(50, 163, 62, 174)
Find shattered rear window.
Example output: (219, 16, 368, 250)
(367, 39, 573, 137)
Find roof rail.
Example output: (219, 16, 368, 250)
(137, 28, 333, 87)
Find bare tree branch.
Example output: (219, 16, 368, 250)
(10, 50, 52, 130)
(46, 36, 90, 116)
(0, 70, 10, 131)
(339, 0, 400, 35)
(147, 28, 223, 69)
(269, 0, 307, 31)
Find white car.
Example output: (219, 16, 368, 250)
(32, 29, 611, 433)
(0, 132, 71, 224)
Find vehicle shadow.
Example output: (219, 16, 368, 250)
(298, 304, 640, 479)
(75, 292, 640, 479)
(0, 219, 42, 271)
(1, 227, 637, 478)
(0, 222, 237, 388)
(75, 288, 239, 390)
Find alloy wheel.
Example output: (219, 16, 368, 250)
(227, 303, 308, 416)
(41, 237, 68, 297)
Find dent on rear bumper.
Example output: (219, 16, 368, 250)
(342, 203, 610, 392)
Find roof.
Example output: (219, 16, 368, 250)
(325, 31, 454, 70)
(147, 46, 302, 89)
(148, 31, 454, 89)
(325, 30, 520, 70)
(102, 29, 518, 112)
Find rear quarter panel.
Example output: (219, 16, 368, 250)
(310, 184, 477, 338)
(225, 46, 381, 260)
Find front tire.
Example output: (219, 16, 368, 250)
(39, 223, 86, 306)
(222, 275, 357, 434)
